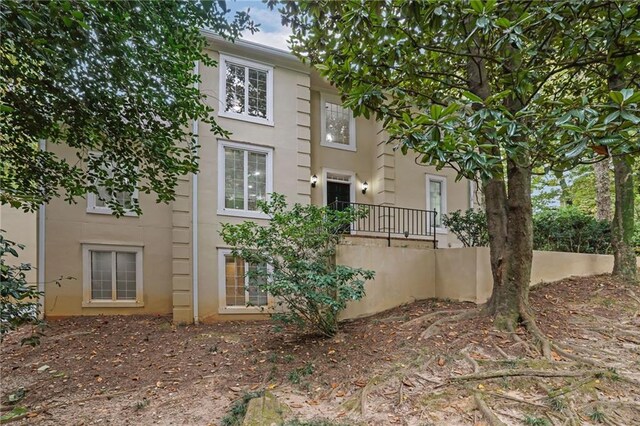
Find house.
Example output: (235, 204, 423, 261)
(1, 33, 479, 324)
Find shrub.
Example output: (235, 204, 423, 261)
(441, 209, 489, 247)
(220, 194, 375, 337)
(1, 231, 43, 345)
(533, 207, 611, 254)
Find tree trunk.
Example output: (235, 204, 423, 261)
(594, 159, 611, 221)
(489, 161, 534, 327)
(465, 39, 510, 313)
(612, 155, 637, 283)
(609, 68, 637, 283)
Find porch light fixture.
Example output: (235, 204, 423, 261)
(310, 174, 318, 188)
(361, 181, 368, 194)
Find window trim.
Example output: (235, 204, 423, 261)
(217, 140, 274, 219)
(218, 53, 274, 126)
(320, 93, 356, 152)
(86, 152, 138, 217)
(217, 249, 272, 314)
(82, 244, 144, 308)
(425, 174, 448, 235)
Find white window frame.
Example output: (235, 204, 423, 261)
(82, 244, 144, 307)
(217, 140, 274, 219)
(320, 93, 356, 152)
(218, 54, 274, 126)
(321, 168, 356, 207)
(425, 174, 448, 234)
(218, 249, 272, 314)
(86, 153, 138, 217)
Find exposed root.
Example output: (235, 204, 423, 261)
(493, 343, 512, 360)
(400, 309, 466, 329)
(519, 308, 552, 360)
(474, 392, 507, 426)
(451, 368, 603, 382)
(421, 309, 480, 340)
(461, 345, 479, 373)
(487, 391, 547, 408)
(0, 390, 132, 424)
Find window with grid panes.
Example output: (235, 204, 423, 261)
(219, 141, 272, 217)
(321, 94, 356, 151)
(220, 55, 273, 125)
(223, 253, 268, 308)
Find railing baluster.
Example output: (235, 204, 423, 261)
(331, 201, 436, 245)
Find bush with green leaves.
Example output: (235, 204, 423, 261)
(442, 209, 489, 247)
(220, 194, 375, 337)
(1, 231, 43, 346)
(533, 208, 612, 254)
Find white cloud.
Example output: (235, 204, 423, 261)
(240, 28, 291, 51)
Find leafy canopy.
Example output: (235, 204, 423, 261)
(273, 0, 640, 179)
(220, 194, 375, 337)
(1, 0, 257, 215)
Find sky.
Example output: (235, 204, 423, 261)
(226, 1, 292, 51)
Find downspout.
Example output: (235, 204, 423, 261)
(37, 139, 46, 317)
(192, 60, 199, 324)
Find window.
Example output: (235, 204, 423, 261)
(86, 154, 137, 216)
(82, 244, 143, 307)
(219, 54, 273, 125)
(218, 140, 273, 218)
(218, 250, 269, 313)
(426, 174, 447, 233)
(320, 94, 356, 151)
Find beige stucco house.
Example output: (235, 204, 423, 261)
(2, 34, 480, 324)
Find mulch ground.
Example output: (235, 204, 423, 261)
(1, 274, 639, 425)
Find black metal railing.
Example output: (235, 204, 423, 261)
(329, 201, 438, 247)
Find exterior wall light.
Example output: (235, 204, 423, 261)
(361, 181, 368, 194)
(310, 174, 318, 188)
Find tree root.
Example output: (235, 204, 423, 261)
(0, 390, 131, 424)
(461, 345, 479, 373)
(474, 392, 507, 426)
(518, 309, 552, 360)
(421, 309, 480, 340)
(400, 309, 467, 329)
(487, 391, 547, 408)
(451, 368, 603, 382)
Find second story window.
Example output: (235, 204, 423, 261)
(218, 140, 273, 218)
(87, 153, 137, 216)
(219, 54, 273, 126)
(321, 93, 356, 151)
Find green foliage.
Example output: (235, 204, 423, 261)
(589, 407, 606, 423)
(288, 363, 314, 384)
(220, 193, 375, 337)
(533, 208, 611, 254)
(220, 391, 264, 426)
(442, 209, 489, 247)
(0, 231, 44, 345)
(273, 1, 640, 181)
(1, 0, 257, 215)
(524, 416, 551, 426)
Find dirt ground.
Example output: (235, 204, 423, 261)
(2, 274, 640, 425)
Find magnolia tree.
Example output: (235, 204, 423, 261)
(272, 0, 640, 330)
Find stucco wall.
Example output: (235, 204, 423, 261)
(42, 143, 174, 318)
(0, 206, 38, 284)
(438, 247, 639, 304)
(195, 42, 312, 322)
(338, 244, 436, 320)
